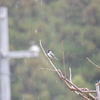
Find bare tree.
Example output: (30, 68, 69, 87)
(40, 40, 100, 100)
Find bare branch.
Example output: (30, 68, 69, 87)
(40, 40, 97, 100)
(86, 57, 100, 69)
(62, 40, 66, 78)
(96, 81, 100, 100)
(69, 67, 82, 97)
(63, 79, 91, 100)
(58, 69, 96, 100)
(39, 39, 58, 71)
(69, 67, 72, 82)
(84, 88, 96, 100)
(40, 67, 56, 71)
(78, 93, 90, 100)
(80, 89, 96, 93)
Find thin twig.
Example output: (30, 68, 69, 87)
(80, 88, 96, 93)
(62, 40, 66, 78)
(69, 67, 72, 82)
(40, 39, 58, 71)
(85, 88, 96, 100)
(86, 57, 100, 69)
(40, 67, 56, 71)
(79, 93, 90, 100)
(69, 67, 80, 94)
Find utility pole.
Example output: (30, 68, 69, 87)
(0, 7, 39, 100)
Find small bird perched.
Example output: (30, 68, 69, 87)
(47, 50, 59, 61)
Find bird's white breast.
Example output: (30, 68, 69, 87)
(47, 53, 53, 58)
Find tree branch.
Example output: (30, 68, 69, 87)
(86, 57, 100, 69)
(40, 67, 56, 72)
(39, 39, 58, 71)
(96, 81, 100, 100)
(62, 40, 66, 78)
(40, 40, 97, 100)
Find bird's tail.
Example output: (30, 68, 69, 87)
(55, 57, 59, 61)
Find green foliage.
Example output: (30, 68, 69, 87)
(73, 74, 92, 88)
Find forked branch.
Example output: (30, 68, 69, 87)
(40, 40, 99, 100)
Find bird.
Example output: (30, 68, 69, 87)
(47, 50, 59, 61)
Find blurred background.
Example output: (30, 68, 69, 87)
(0, 0, 100, 100)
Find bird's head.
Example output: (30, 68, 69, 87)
(47, 50, 51, 53)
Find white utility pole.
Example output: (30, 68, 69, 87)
(0, 7, 39, 100)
